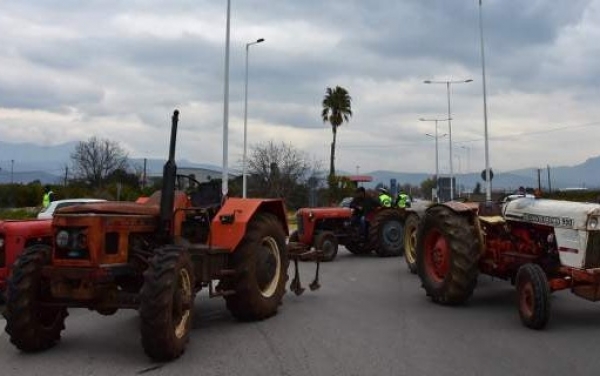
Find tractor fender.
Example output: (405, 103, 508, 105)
(425, 202, 485, 255)
(210, 198, 289, 251)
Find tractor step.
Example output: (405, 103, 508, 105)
(188, 243, 231, 255)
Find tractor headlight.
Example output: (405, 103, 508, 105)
(0, 237, 4, 249)
(308, 211, 315, 221)
(589, 217, 599, 230)
(56, 230, 69, 248)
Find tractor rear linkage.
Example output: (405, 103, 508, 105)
(288, 244, 323, 296)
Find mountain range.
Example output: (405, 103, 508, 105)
(0, 140, 598, 191)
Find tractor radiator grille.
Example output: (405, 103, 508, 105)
(585, 232, 600, 269)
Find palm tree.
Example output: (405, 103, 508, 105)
(321, 86, 352, 177)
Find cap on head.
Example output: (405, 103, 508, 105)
(378, 187, 389, 194)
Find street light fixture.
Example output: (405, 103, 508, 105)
(421, 117, 449, 202)
(423, 78, 473, 201)
(242, 37, 265, 198)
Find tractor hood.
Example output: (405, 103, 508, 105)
(296, 207, 353, 219)
(503, 198, 600, 231)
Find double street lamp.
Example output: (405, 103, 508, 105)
(423, 79, 473, 201)
(242, 38, 265, 198)
(421, 118, 448, 202)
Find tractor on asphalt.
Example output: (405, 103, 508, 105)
(2, 110, 321, 361)
(290, 199, 407, 261)
(416, 196, 600, 329)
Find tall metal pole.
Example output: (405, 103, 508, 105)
(10, 159, 14, 184)
(221, 0, 231, 197)
(421, 118, 448, 203)
(446, 82, 454, 200)
(434, 119, 439, 201)
(479, 0, 491, 201)
(423, 79, 471, 201)
(242, 38, 264, 199)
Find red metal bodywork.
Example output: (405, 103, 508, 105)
(211, 198, 289, 251)
(0, 219, 53, 291)
(294, 207, 352, 245)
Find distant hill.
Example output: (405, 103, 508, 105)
(0, 140, 597, 190)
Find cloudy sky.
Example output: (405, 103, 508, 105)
(1, 0, 599, 177)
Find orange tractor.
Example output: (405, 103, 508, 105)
(3, 110, 320, 361)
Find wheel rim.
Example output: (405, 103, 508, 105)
(423, 229, 451, 283)
(173, 268, 192, 339)
(519, 281, 534, 319)
(257, 236, 281, 298)
(382, 221, 402, 248)
(405, 223, 418, 264)
(321, 237, 336, 258)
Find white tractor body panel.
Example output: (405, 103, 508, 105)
(504, 198, 600, 269)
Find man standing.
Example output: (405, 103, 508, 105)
(42, 186, 54, 208)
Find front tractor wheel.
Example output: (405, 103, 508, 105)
(314, 231, 338, 262)
(416, 206, 480, 305)
(4, 245, 68, 352)
(140, 247, 195, 361)
(225, 213, 289, 321)
(516, 263, 550, 330)
(370, 210, 404, 257)
(403, 214, 419, 274)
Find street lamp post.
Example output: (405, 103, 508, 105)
(10, 159, 14, 184)
(422, 118, 449, 203)
(478, 0, 491, 201)
(242, 38, 265, 198)
(423, 79, 472, 201)
(221, 0, 232, 198)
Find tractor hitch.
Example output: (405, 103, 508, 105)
(287, 243, 323, 296)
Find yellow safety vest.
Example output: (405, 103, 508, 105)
(378, 193, 392, 208)
(397, 193, 409, 208)
(42, 192, 52, 208)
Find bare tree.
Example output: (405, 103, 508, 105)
(247, 141, 318, 201)
(70, 136, 129, 188)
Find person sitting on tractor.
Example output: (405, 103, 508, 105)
(350, 187, 379, 238)
(395, 190, 411, 209)
(377, 187, 392, 208)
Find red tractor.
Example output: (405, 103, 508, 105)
(416, 198, 600, 329)
(290, 205, 406, 261)
(3, 110, 320, 360)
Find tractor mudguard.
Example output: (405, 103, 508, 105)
(210, 198, 289, 251)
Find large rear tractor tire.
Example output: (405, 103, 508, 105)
(4, 244, 68, 352)
(369, 210, 404, 257)
(416, 206, 480, 305)
(404, 214, 419, 274)
(140, 247, 196, 361)
(314, 231, 338, 262)
(225, 213, 289, 321)
(516, 263, 550, 330)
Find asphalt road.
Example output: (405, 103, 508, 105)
(2, 249, 600, 376)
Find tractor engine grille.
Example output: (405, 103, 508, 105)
(585, 232, 600, 269)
